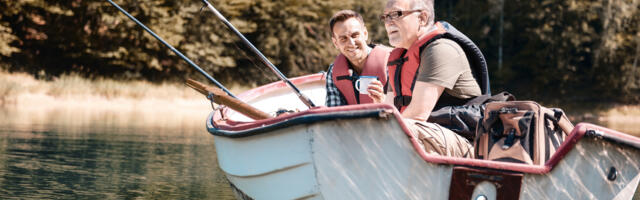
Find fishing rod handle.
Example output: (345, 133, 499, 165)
(297, 93, 317, 108)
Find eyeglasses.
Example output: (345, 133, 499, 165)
(379, 10, 423, 23)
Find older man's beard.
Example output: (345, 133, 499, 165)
(388, 36, 401, 47)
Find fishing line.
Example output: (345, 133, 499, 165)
(200, 0, 317, 108)
(197, 4, 283, 86)
(106, 0, 237, 99)
(227, 34, 280, 83)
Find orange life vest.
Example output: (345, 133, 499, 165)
(332, 45, 392, 104)
(387, 22, 490, 113)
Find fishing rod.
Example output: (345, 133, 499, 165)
(106, 0, 237, 99)
(200, 0, 317, 108)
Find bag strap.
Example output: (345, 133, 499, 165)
(464, 91, 517, 106)
(481, 110, 499, 133)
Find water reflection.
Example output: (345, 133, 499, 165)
(0, 106, 235, 199)
(603, 121, 640, 137)
(572, 118, 640, 137)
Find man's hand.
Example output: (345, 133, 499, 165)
(367, 80, 385, 103)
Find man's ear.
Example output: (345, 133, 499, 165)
(364, 28, 369, 42)
(419, 11, 429, 26)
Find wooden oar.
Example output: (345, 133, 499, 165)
(186, 79, 271, 120)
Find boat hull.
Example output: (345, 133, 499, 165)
(211, 112, 640, 199)
(207, 74, 640, 199)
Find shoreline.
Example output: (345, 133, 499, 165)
(2, 72, 639, 135)
(0, 71, 229, 135)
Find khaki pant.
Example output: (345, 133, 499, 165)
(405, 119, 474, 158)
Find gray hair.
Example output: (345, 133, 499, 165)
(411, 0, 434, 26)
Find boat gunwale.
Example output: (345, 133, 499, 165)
(208, 75, 640, 175)
(220, 72, 326, 118)
(208, 105, 392, 138)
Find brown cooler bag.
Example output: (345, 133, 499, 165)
(475, 101, 574, 165)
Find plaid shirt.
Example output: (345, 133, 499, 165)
(325, 47, 373, 107)
(325, 63, 348, 107)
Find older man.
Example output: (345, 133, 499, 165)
(325, 10, 393, 107)
(368, 0, 486, 158)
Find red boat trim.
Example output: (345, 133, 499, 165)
(208, 75, 640, 175)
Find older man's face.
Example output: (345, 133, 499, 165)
(383, 0, 421, 49)
(331, 17, 369, 65)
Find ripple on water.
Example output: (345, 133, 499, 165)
(0, 120, 235, 199)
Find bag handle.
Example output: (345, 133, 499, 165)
(481, 107, 522, 133)
(481, 111, 496, 132)
(544, 109, 574, 135)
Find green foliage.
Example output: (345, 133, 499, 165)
(436, 0, 640, 103)
(0, 0, 638, 102)
(0, 22, 19, 57)
(509, 0, 640, 102)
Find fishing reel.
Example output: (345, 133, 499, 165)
(274, 108, 297, 117)
(208, 92, 228, 120)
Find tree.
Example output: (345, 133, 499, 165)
(0, 0, 638, 102)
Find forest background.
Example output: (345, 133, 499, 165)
(0, 0, 639, 104)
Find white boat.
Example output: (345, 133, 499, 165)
(205, 73, 640, 200)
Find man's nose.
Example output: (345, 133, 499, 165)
(383, 18, 395, 25)
(347, 37, 356, 45)
(382, 18, 392, 24)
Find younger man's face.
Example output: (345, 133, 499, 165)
(332, 17, 369, 64)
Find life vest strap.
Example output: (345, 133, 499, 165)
(336, 75, 358, 81)
(387, 57, 408, 66)
(394, 95, 412, 110)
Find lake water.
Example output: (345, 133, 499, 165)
(0, 106, 236, 199)
(0, 106, 637, 199)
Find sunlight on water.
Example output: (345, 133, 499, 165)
(605, 122, 640, 137)
(0, 107, 236, 199)
(576, 119, 640, 137)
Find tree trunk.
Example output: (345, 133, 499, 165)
(498, 0, 504, 71)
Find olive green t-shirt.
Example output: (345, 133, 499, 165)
(417, 39, 481, 99)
